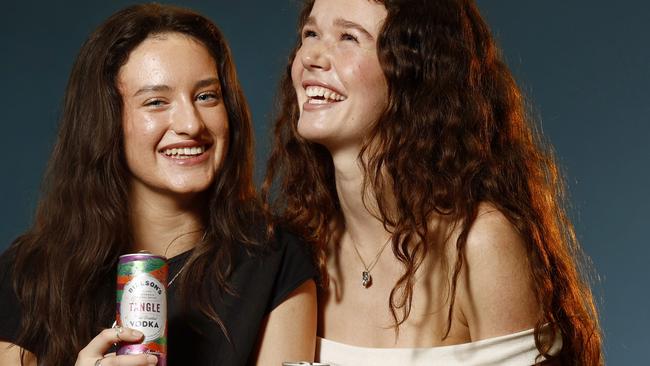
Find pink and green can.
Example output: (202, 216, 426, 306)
(116, 253, 168, 366)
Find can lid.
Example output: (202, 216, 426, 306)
(118, 252, 168, 261)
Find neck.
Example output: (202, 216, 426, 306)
(331, 148, 392, 250)
(128, 184, 205, 258)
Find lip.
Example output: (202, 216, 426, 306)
(302, 100, 340, 112)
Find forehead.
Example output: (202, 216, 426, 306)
(308, 0, 387, 35)
(117, 32, 218, 90)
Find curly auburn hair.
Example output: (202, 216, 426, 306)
(264, 0, 602, 364)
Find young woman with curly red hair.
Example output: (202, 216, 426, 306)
(264, 0, 602, 364)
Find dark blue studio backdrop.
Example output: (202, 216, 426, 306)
(1, 1, 648, 363)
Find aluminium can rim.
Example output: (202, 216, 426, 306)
(118, 252, 168, 261)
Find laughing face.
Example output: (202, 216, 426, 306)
(119, 32, 229, 198)
(291, 0, 388, 153)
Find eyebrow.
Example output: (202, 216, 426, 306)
(132, 77, 220, 97)
(133, 84, 171, 97)
(303, 16, 374, 41)
(194, 77, 220, 90)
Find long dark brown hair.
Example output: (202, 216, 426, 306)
(8, 4, 258, 365)
(263, 0, 602, 364)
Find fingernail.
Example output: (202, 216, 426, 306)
(147, 355, 158, 364)
(131, 329, 143, 337)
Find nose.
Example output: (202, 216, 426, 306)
(300, 40, 332, 71)
(170, 98, 204, 137)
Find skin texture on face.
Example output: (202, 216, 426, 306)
(292, 0, 388, 154)
(119, 32, 229, 201)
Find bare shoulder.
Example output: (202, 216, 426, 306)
(0, 341, 36, 366)
(457, 203, 540, 341)
(465, 203, 525, 259)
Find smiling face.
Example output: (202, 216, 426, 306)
(292, 0, 388, 153)
(119, 32, 229, 199)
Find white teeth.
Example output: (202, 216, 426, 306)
(305, 86, 346, 102)
(308, 98, 329, 105)
(163, 145, 206, 157)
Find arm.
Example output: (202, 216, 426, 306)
(0, 342, 36, 366)
(253, 279, 317, 365)
(458, 206, 541, 340)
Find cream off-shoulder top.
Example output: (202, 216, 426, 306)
(316, 327, 562, 366)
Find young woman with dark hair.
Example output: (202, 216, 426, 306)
(264, 0, 602, 364)
(0, 4, 317, 366)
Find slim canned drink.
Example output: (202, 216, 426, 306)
(116, 252, 168, 366)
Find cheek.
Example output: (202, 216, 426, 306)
(123, 101, 160, 135)
(213, 128, 229, 170)
(124, 115, 162, 148)
(204, 106, 229, 137)
(212, 122, 229, 149)
(356, 60, 387, 106)
(131, 117, 160, 138)
(122, 107, 168, 159)
(290, 55, 303, 92)
(290, 56, 306, 118)
(204, 108, 230, 162)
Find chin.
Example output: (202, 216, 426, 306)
(297, 120, 335, 143)
(161, 179, 212, 196)
(173, 182, 213, 194)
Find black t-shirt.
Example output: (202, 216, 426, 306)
(0, 229, 317, 365)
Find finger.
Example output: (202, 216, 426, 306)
(97, 354, 158, 366)
(79, 327, 144, 358)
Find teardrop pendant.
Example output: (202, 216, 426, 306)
(362, 271, 372, 288)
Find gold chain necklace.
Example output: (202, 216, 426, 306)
(349, 235, 392, 288)
(163, 229, 205, 288)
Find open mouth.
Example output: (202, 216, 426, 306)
(161, 144, 211, 159)
(305, 85, 347, 105)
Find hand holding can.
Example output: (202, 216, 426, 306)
(74, 327, 158, 366)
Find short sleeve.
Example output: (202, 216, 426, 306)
(267, 230, 319, 311)
(0, 248, 23, 345)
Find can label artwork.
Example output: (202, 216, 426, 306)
(116, 253, 168, 366)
